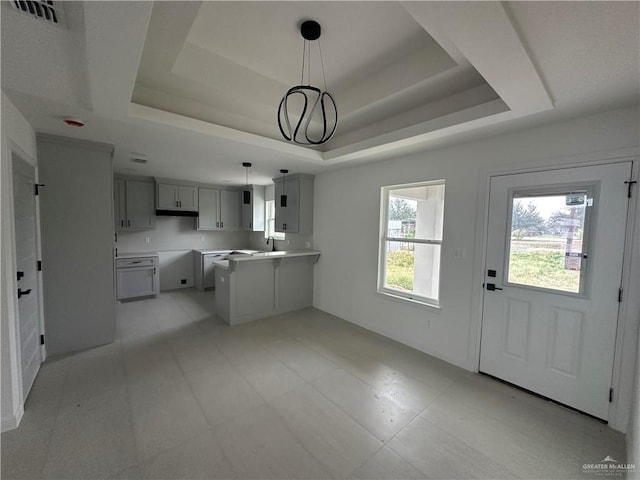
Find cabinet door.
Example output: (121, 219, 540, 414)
(126, 181, 155, 229)
(198, 188, 220, 230)
(274, 179, 299, 233)
(116, 266, 157, 300)
(242, 186, 265, 231)
(220, 190, 241, 229)
(114, 178, 126, 230)
(157, 183, 179, 209)
(178, 185, 198, 211)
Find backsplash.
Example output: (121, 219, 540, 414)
(246, 231, 313, 251)
(117, 216, 250, 253)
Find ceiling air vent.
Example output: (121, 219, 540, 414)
(11, 1, 59, 24)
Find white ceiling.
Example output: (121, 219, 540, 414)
(1, 1, 638, 186)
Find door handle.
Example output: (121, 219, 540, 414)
(486, 283, 503, 291)
(17, 288, 32, 299)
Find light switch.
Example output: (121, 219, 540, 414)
(145, 236, 150, 244)
(454, 248, 465, 259)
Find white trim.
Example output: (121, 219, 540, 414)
(473, 151, 639, 432)
(1, 404, 24, 433)
(607, 159, 639, 432)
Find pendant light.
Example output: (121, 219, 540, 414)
(277, 20, 337, 145)
(280, 169, 288, 207)
(242, 162, 252, 204)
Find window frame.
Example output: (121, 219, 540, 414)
(264, 199, 285, 241)
(504, 183, 596, 298)
(377, 180, 445, 308)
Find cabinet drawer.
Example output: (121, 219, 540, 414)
(116, 257, 158, 268)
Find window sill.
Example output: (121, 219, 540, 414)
(377, 289, 441, 312)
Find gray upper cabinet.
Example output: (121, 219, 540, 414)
(241, 185, 265, 231)
(197, 187, 220, 230)
(157, 182, 198, 211)
(220, 189, 241, 230)
(273, 174, 313, 234)
(114, 177, 155, 231)
(198, 188, 241, 230)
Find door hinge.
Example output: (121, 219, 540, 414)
(618, 288, 623, 303)
(609, 388, 614, 403)
(37, 260, 42, 271)
(625, 180, 637, 198)
(34, 183, 45, 195)
(40, 334, 45, 345)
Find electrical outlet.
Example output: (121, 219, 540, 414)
(200, 235, 205, 242)
(145, 236, 150, 244)
(305, 241, 311, 248)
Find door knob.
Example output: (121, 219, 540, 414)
(17, 288, 32, 299)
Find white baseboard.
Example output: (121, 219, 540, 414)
(1, 404, 24, 433)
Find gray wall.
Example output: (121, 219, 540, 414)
(38, 135, 116, 356)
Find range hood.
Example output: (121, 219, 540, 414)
(155, 209, 198, 217)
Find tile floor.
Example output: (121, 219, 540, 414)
(1, 289, 626, 479)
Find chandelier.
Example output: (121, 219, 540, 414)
(277, 20, 337, 145)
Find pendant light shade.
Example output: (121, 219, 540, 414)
(277, 20, 337, 145)
(280, 169, 288, 207)
(242, 162, 252, 205)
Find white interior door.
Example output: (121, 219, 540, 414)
(480, 162, 632, 420)
(12, 154, 42, 400)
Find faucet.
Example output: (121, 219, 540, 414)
(266, 236, 276, 252)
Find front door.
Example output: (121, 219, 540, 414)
(12, 153, 43, 400)
(480, 162, 632, 420)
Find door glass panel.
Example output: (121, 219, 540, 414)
(507, 192, 589, 293)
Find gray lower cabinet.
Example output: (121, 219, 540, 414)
(116, 257, 159, 300)
(193, 251, 228, 290)
(215, 253, 319, 325)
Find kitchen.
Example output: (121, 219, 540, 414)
(36, 134, 321, 357)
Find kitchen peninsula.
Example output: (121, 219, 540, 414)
(214, 250, 320, 325)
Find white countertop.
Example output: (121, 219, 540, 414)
(193, 249, 259, 255)
(213, 250, 321, 270)
(116, 251, 159, 259)
(232, 249, 321, 261)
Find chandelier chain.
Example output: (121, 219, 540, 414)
(318, 39, 328, 92)
(301, 39, 306, 85)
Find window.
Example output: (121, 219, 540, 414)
(264, 200, 285, 240)
(378, 181, 445, 306)
(506, 188, 593, 294)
